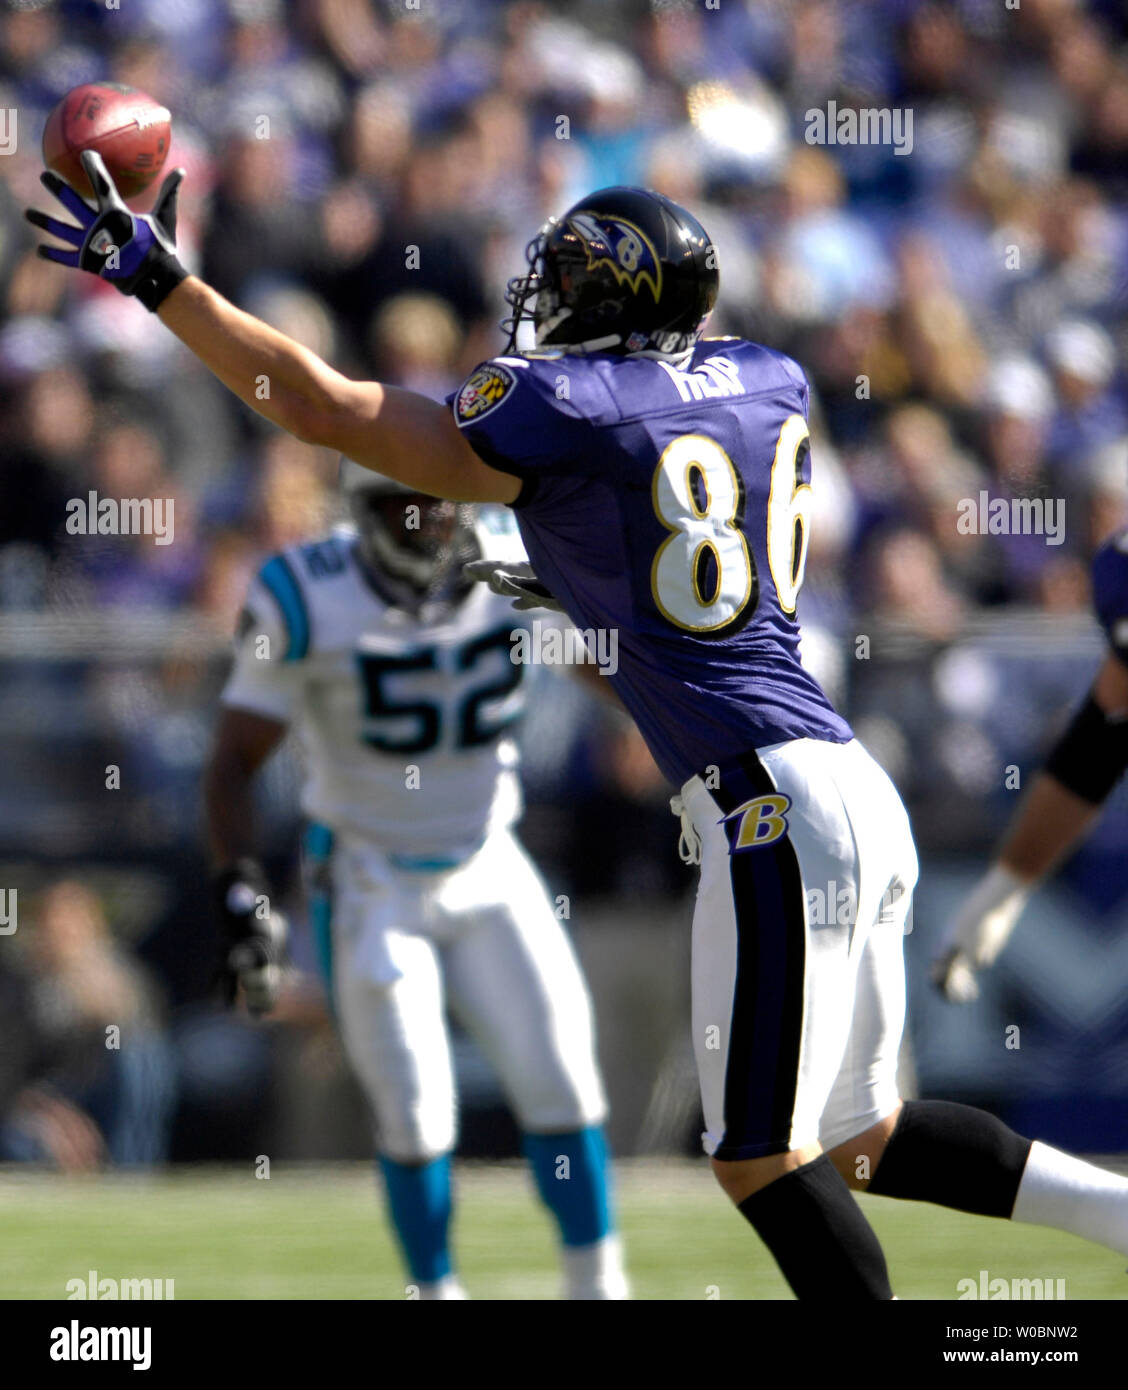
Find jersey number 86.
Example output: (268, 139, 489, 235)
(650, 416, 812, 633)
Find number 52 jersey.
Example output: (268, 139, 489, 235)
(221, 514, 530, 859)
(451, 339, 852, 786)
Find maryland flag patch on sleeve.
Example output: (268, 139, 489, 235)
(455, 361, 518, 424)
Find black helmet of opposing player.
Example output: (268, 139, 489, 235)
(339, 458, 476, 595)
(503, 186, 719, 358)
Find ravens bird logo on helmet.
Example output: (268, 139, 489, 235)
(563, 212, 663, 304)
(502, 186, 718, 359)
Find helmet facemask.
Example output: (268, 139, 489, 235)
(502, 222, 639, 356)
(502, 222, 555, 354)
(350, 490, 478, 604)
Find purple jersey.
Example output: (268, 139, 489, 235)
(449, 339, 853, 784)
(1092, 528, 1128, 663)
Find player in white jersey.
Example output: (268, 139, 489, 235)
(203, 462, 627, 1300)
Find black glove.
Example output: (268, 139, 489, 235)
(212, 859, 288, 1016)
(25, 149, 188, 311)
(463, 559, 562, 612)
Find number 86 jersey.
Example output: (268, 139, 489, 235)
(221, 513, 529, 860)
(451, 341, 852, 786)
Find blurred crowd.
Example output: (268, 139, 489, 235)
(0, 0, 1124, 632)
(1, 0, 1128, 1163)
(0, 880, 172, 1167)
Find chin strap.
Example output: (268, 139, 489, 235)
(535, 309, 700, 363)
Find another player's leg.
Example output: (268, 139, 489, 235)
(317, 838, 466, 1299)
(377, 1151, 461, 1300)
(522, 1127, 624, 1300)
(340, 941, 465, 1299)
(683, 749, 895, 1299)
(439, 832, 628, 1300)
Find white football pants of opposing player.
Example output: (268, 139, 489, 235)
(307, 825, 607, 1166)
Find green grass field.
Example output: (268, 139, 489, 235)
(1, 1159, 1123, 1300)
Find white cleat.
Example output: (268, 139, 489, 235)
(415, 1275, 469, 1300)
(562, 1234, 631, 1300)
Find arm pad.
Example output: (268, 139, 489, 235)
(1043, 695, 1128, 804)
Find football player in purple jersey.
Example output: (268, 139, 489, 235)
(934, 529, 1128, 1002)
(27, 152, 1128, 1298)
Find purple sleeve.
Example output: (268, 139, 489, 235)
(448, 357, 598, 484)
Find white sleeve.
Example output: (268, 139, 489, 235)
(220, 573, 305, 724)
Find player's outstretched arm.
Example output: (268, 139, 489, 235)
(933, 651, 1128, 1001)
(25, 151, 519, 505)
(158, 278, 518, 503)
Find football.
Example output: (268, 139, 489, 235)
(42, 82, 171, 201)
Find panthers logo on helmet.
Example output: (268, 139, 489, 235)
(456, 362, 518, 423)
(566, 212, 663, 302)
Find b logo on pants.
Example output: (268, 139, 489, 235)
(721, 794, 792, 851)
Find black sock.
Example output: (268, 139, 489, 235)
(737, 1153, 892, 1299)
(868, 1100, 1032, 1218)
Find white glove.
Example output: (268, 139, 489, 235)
(463, 559, 562, 612)
(931, 865, 1032, 1002)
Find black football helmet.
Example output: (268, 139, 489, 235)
(502, 186, 719, 359)
(339, 458, 478, 602)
